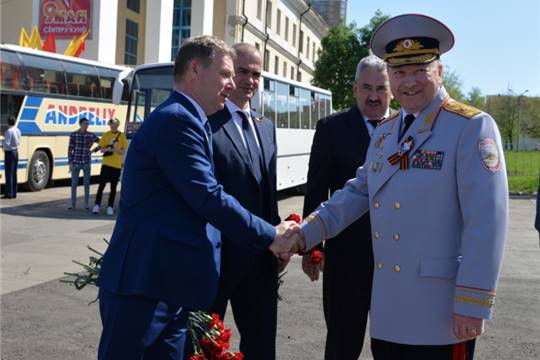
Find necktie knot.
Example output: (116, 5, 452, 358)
(404, 114, 415, 130)
(367, 120, 380, 128)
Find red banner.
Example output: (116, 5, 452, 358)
(39, 0, 92, 38)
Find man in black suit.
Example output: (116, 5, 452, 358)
(302, 55, 393, 360)
(208, 43, 281, 360)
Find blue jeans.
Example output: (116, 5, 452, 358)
(70, 162, 91, 208)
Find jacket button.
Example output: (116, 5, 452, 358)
(394, 265, 401, 272)
(374, 201, 381, 209)
(394, 202, 401, 209)
(377, 262, 384, 269)
(374, 232, 380, 240)
(393, 233, 400, 241)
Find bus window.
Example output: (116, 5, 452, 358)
(299, 88, 310, 129)
(289, 86, 300, 129)
(97, 67, 121, 100)
(0, 50, 24, 91)
(19, 53, 66, 94)
(63, 61, 101, 98)
(276, 81, 288, 128)
(310, 92, 319, 129)
(0, 94, 24, 133)
(324, 95, 332, 117)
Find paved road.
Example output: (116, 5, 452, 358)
(1, 186, 539, 359)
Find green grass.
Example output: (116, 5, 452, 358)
(504, 151, 539, 193)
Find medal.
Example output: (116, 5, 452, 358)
(387, 136, 415, 170)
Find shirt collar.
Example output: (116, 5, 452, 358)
(175, 90, 207, 123)
(225, 99, 250, 118)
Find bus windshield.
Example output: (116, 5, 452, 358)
(126, 65, 173, 138)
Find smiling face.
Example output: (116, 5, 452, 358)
(353, 66, 392, 120)
(388, 60, 443, 114)
(229, 48, 262, 109)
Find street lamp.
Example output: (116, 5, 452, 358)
(516, 89, 529, 151)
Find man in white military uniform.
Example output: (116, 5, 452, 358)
(292, 14, 508, 360)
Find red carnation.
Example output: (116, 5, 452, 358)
(311, 250, 323, 265)
(285, 213, 302, 224)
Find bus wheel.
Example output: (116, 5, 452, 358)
(27, 150, 50, 191)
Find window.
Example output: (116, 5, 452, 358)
(312, 43, 316, 63)
(0, 50, 23, 91)
(127, 0, 140, 13)
(171, 0, 192, 60)
(306, 37, 310, 59)
(255, 43, 260, 51)
(266, 1, 272, 28)
(289, 86, 300, 129)
(257, 0, 263, 20)
(276, 82, 288, 128)
(19, 53, 66, 94)
(311, 92, 320, 129)
(274, 56, 279, 75)
(97, 67, 121, 100)
(290, 66, 294, 80)
(62, 61, 100, 98)
(276, 9, 281, 35)
(124, 19, 139, 65)
(282, 61, 287, 77)
(292, 24, 297, 47)
(299, 88, 310, 129)
(296, 71, 302, 82)
(299, 30, 304, 53)
(284, 17, 289, 42)
(264, 49, 270, 72)
(262, 78, 276, 124)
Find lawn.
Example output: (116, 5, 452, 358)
(504, 151, 539, 193)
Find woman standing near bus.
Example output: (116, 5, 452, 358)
(92, 118, 127, 216)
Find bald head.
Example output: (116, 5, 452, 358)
(229, 43, 263, 109)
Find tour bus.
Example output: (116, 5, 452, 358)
(122, 63, 332, 190)
(0, 44, 129, 191)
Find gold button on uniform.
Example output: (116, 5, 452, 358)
(374, 201, 380, 209)
(374, 232, 380, 240)
(377, 262, 384, 269)
(394, 202, 401, 209)
(393, 233, 400, 241)
(394, 265, 401, 272)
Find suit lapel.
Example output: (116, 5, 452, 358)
(219, 107, 260, 181)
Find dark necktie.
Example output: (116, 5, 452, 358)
(367, 120, 380, 129)
(238, 111, 263, 183)
(400, 114, 415, 140)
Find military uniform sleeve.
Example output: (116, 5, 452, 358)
(301, 164, 370, 250)
(454, 113, 508, 319)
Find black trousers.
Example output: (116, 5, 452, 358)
(322, 240, 373, 360)
(94, 165, 121, 207)
(4, 150, 18, 198)
(211, 251, 278, 360)
(371, 338, 476, 360)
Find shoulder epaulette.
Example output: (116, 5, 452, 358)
(443, 99, 482, 119)
(378, 110, 400, 125)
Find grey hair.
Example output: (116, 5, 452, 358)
(354, 55, 387, 81)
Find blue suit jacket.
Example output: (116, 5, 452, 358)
(97, 91, 275, 309)
(208, 106, 280, 273)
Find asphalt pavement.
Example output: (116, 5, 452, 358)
(1, 185, 539, 359)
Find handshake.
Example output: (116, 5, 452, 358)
(268, 221, 305, 260)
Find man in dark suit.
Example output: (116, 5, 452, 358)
(302, 55, 392, 360)
(96, 36, 303, 360)
(208, 43, 281, 360)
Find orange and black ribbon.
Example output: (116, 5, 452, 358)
(388, 136, 415, 170)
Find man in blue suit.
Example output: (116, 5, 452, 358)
(96, 36, 303, 360)
(208, 43, 282, 359)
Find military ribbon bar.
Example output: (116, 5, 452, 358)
(387, 136, 415, 170)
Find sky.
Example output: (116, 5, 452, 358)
(347, 0, 540, 97)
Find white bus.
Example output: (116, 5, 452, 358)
(0, 44, 129, 191)
(123, 63, 332, 190)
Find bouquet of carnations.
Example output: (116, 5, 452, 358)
(188, 312, 243, 360)
(284, 213, 322, 265)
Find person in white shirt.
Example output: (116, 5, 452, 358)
(2, 116, 22, 199)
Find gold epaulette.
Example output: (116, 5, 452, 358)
(443, 99, 482, 119)
(378, 110, 400, 125)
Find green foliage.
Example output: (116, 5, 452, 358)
(442, 66, 465, 101)
(466, 87, 486, 109)
(312, 10, 390, 111)
(504, 150, 540, 193)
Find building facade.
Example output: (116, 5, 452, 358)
(311, 0, 347, 27)
(1, 0, 329, 84)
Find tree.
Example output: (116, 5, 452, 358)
(519, 97, 540, 139)
(312, 11, 390, 111)
(466, 87, 486, 109)
(442, 66, 465, 101)
(312, 21, 364, 110)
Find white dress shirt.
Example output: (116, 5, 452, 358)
(225, 100, 261, 149)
